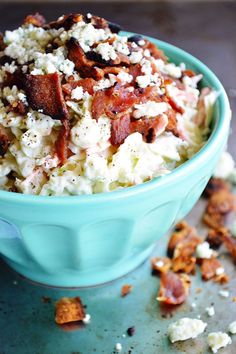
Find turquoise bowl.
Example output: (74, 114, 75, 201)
(0, 33, 231, 287)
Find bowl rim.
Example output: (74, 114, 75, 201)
(0, 33, 231, 205)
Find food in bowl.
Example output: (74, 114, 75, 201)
(0, 13, 216, 196)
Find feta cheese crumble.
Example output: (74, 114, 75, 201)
(115, 343, 122, 352)
(228, 321, 236, 334)
(205, 305, 215, 317)
(196, 242, 214, 259)
(207, 332, 232, 353)
(219, 290, 230, 298)
(168, 318, 207, 343)
(133, 101, 168, 119)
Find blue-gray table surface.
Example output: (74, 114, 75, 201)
(0, 2, 236, 354)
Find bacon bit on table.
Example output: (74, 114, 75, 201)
(172, 256, 196, 275)
(23, 73, 68, 120)
(151, 257, 172, 274)
(167, 221, 200, 258)
(200, 258, 229, 283)
(157, 271, 191, 305)
(222, 234, 236, 264)
(121, 284, 133, 297)
(23, 13, 46, 27)
(55, 297, 85, 324)
(206, 227, 228, 249)
(0, 125, 11, 157)
(203, 178, 231, 198)
(203, 189, 235, 229)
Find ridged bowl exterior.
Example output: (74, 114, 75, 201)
(0, 34, 231, 287)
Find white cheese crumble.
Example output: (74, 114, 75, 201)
(196, 242, 214, 259)
(219, 290, 229, 298)
(215, 267, 225, 276)
(205, 306, 215, 317)
(207, 332, 232, 353)
(95, 42, 117, 61)
(133, 101, 168, 119)
(115, 343, 122, 352)
(82, 314, 91, 324)
(129, 50, 143, 64)
(155, 260, 164, 268)
(228, 321, 236, 334)
(167, 318, 207, 343)
(214, 151, 235, 180)
(71, 86, 84, 100)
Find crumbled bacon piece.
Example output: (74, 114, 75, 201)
(206, 190, 235, 215)
(23, 73, 68, 120)
(167, 221, 200, 258)
(204, 178, 231, 198)
(206, 228, 228, 249)
(200, 257, 228, 283)
(23, 13, 46, 27)
(92, 85, 137, 120)
(143, 40, 168, 62)
(88, 15, 108, 30)
(131, 115, 168, 143)
(62, 78, 97, 96)
(151, 257, 172, 274)
(121, 284, 133, 297)
(165, 110, 179, 137)
(55, 119, 69, 164)
(172, 256, 196, 275)
(157, 271, 190, 305)
(111, 114, 131, 145)
(166, 95, 184, 114)
(55, 297, 85, 324)
(45, 14, 83, 30)
(182, 69, 196, 78)
(222, 234, 236, 264)
(203, 190, 235, 229)
(0, 125, 10, 157)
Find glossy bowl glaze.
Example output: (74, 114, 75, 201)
(0, 33, 231, 287)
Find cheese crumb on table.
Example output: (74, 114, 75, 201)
(115, 343, 122, 352)
(196, 242, 214, 259)
(167, 318, 207, 343)
(228, 321, 236, 334)
(219, 290, 230, 298)
(207, 332, 232, 353)
(205, 306, 215, 317)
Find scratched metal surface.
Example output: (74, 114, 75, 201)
(0, 2, 236, 354)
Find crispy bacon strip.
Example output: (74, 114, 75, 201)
(130, 115, 168, 143)
(55, 297, 85, 324)
(157, 271, 190, 305)
(167, 221, 199, 257)
(0, 125, 11, 157)
(55, 119, 70, 164)
(23, 73, 68, 120)
(110, 114, 131, 145)
(23, 13, 46, 27)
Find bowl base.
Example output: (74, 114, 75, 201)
(2, 245, 154, 288)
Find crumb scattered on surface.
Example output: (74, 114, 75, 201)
(55, 297, 85, 325)
(121, 284, 133, 297)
